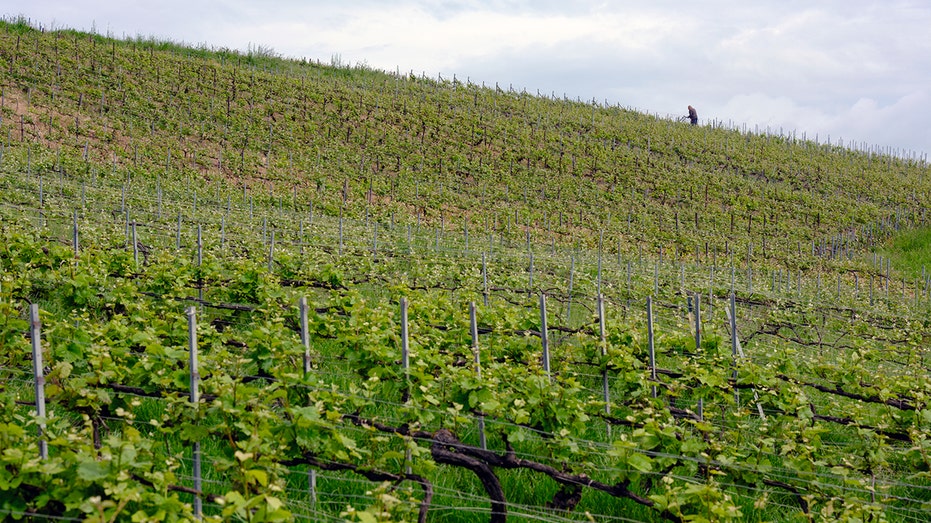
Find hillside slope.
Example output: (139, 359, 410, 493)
(2, 19, 931, 523)
(1, 19, 928, 269)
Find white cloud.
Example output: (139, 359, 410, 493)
(262, 5, 682, 75)
(714, 88, 930, 155)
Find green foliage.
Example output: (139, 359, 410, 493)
(881, 226, 931, 279)
(0, 17, 930, 523)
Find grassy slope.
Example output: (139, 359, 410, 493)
(2, 18, 931, 523)
(1, 18, 928, 273)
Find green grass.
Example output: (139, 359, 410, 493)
(1, 15, 931, 523)
(881, 227, 931, 279)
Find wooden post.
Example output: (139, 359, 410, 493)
(528, 253, 534, 295)
(338, 213, 344, 256)
(401, 298, 410, 391)
(730, 292, 738, 406)
(693, 293, 701, 351)
(132, 221, 138, 266)
(597, 230, 603, 294)
(299, 296, 318, 502)
(197, 226, 203, 302)
(708, 267, 714, 318)
(469, 302, 486, 450)
(647, 296, 657, 398)
(540, 294, 550, 380)
(308, 466, 317, 510)
(400, 297, 412, 474)
(725, 299, 765, 420)
(187, 307, 202, 519)
(30, 304, 47, 460)
(268, 230, 275, 273)
(300, 297, 311, 375)
(482, 252, 489, 307)
(566, 256, 575, 326)
(653, 261, 659, 295)
(72, 210, 79, 258)
(598, 294, 611, 437)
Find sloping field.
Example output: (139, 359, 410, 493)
(1, 18, 931, 522)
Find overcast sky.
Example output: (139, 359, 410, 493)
(8, 1, 931, 158)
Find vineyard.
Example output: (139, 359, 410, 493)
(1, 16, 931, 523)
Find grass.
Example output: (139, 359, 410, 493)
(1, 15, 931, 522)
(882, 227, 931, 280)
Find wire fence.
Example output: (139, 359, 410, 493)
(3, 277, 930, 521)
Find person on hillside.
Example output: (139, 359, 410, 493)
(687, 105, 698, 125)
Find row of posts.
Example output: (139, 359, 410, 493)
(19, 168, 926, 305)
(24, 288, 766, 516)
(63, 205, 930, 321)
(22, 168, 919, 299)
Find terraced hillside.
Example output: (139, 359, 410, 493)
(2, 19, 928, 263)
(1, 17, 931, 523)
